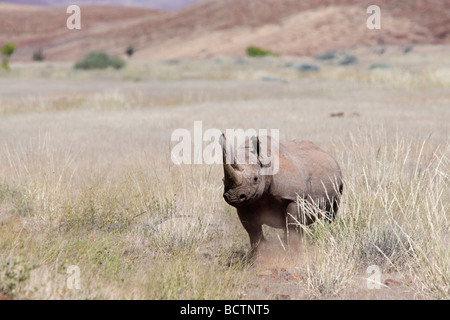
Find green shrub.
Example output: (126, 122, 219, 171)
(108, 56, 126, 69)
(246, 46, 276, 57)
(1, 43, 16, 71)
(74, 51, 126, 70)
(1, 60, 8, 71)
(1, 43, 16, 57)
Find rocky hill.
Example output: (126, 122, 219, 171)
(1, 0, 448, 61)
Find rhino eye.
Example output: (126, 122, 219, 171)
(253, 177, 258, 182)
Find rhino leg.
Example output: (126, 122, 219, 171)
(284, 202, 306, 250)
(240, 220, 265, 256)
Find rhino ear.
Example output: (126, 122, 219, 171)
(256, 136, 271, 168)
(220, 133, 226, 150)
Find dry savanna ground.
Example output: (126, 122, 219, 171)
(0, 47, 449, 300)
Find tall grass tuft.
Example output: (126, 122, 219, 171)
(293, 130, 449, 299)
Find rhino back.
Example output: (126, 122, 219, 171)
(271, 140, 342, 201)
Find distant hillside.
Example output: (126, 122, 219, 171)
(1, 0, 449, 61)
(0, 0, 203, 10)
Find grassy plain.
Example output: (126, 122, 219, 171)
(0, 48, 449, 299)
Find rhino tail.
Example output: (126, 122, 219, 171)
(325, 183, 343, 223)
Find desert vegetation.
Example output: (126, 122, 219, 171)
(1, 43, 16, 71)
(246, 46, 277, 58)
(32, 49, 45, 62)
(74, 51, 126, 70)
(125, 46, 135, 58)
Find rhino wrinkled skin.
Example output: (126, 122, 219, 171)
(221, 134, 343, 255)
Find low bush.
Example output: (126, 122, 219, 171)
(315, 50, 336, 60)
(74, 51, 125, 70)
(33, 49, 45, 62)
(339, 55, 358, 66)
(1, 43, 16, 71)
(246, 46, 277, 57)
(297, 63, 320, 72)
(125, 45, 135, 57)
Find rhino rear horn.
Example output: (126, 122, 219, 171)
(256, 136, 271, 168)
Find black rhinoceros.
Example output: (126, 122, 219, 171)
(220, 134, 343, 255)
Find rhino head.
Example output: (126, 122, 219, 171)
(220, 134, 274, 207)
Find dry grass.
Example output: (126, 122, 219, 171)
(0, 52, 449, 299)
(291, 132, 449, 299)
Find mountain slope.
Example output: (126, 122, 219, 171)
(1, 0, 449, 61)
(0, 0, 202, 10)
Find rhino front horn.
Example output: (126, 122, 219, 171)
(221, 134, 242, 186)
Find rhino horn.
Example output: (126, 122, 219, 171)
(221, 134, 242, 186)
